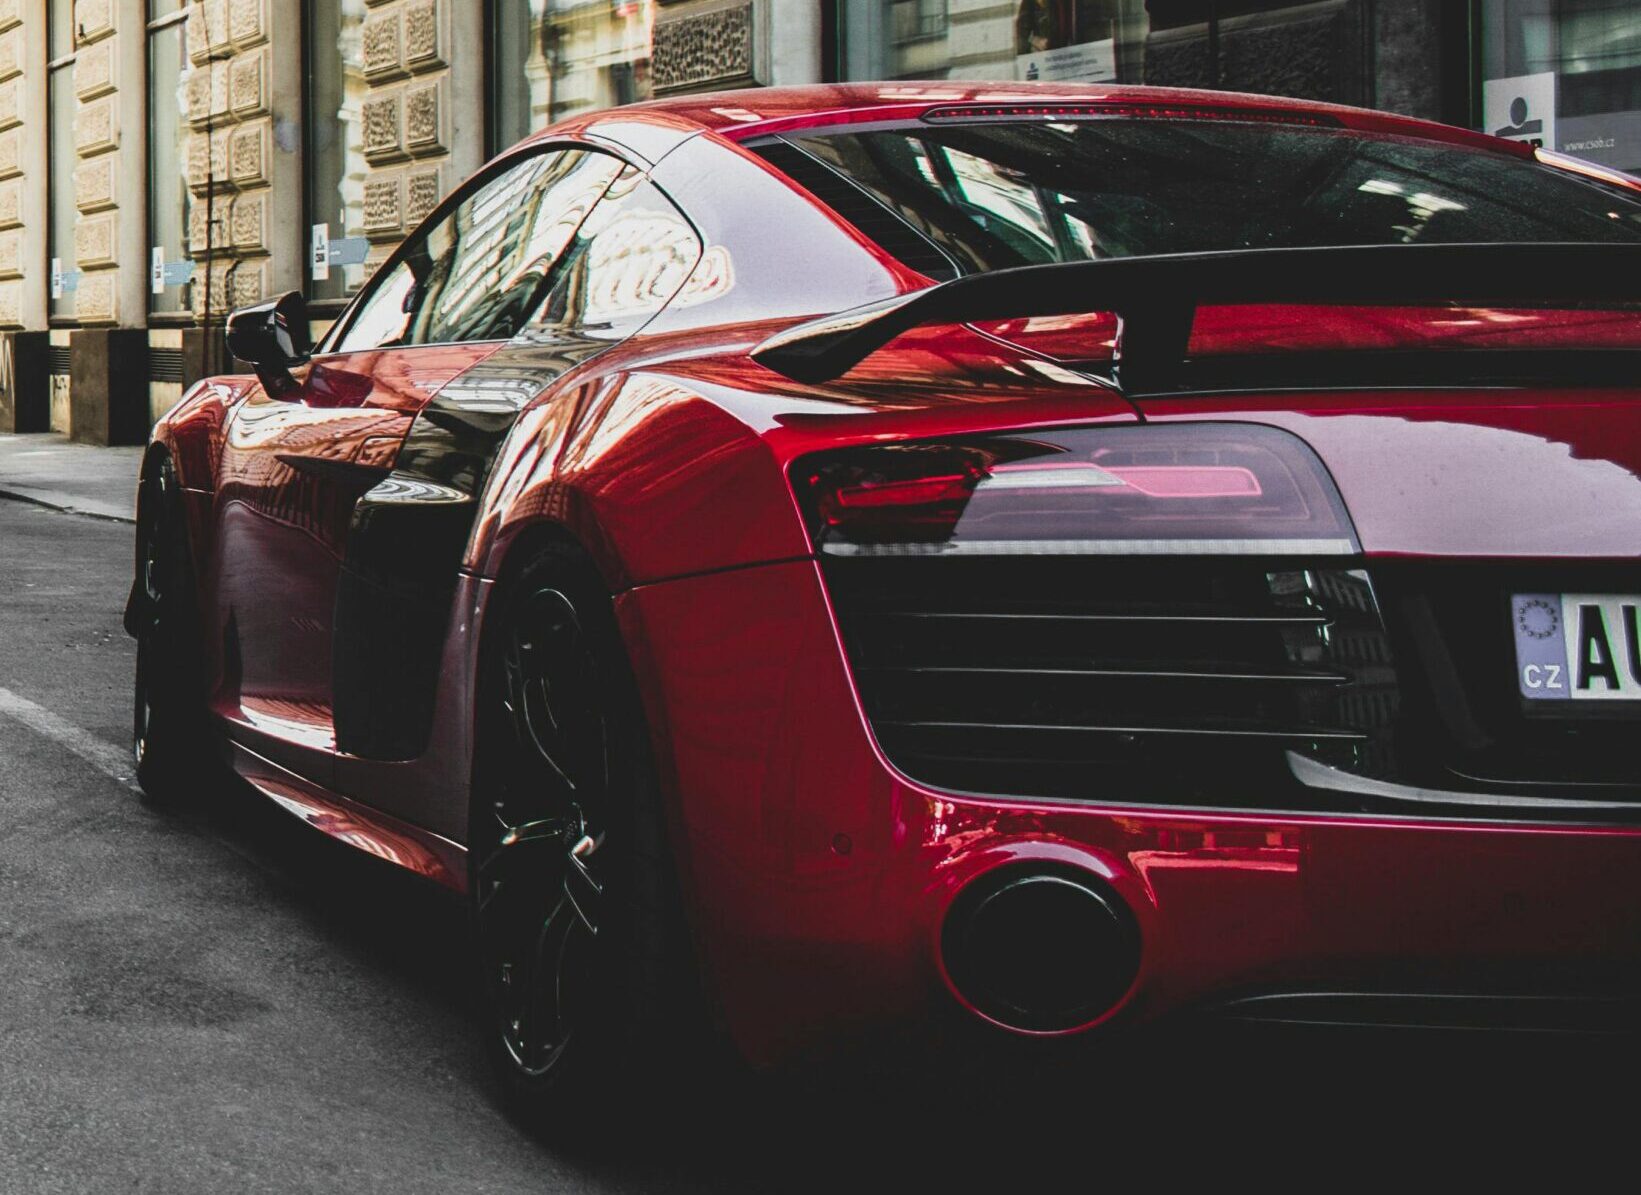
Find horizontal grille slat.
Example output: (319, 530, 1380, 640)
(862, 665, 1352, 684)
(879, 720, 1371, 741)
(862, 610, 1331, 625)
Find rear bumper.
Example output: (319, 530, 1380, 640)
(618, 559, 1641, 1065)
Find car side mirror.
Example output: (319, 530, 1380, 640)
(226, 291, 313, 399)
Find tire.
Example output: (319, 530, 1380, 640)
(469, 541, 705, 1129)
(131, 455, 213, 802)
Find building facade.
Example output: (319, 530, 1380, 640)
(0, 0, 1633, 442)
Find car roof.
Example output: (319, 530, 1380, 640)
(536, 82, 1527, 160)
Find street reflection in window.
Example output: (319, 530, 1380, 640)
(492, 0, 655, 151)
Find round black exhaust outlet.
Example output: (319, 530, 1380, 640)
(942, 868, 1140, 1033)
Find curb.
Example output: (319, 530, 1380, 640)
(0, 486, 136, 525)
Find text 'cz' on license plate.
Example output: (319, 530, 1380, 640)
(1512, 593, 1641, 702)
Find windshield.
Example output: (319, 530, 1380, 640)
(761, 120, 1641, 279)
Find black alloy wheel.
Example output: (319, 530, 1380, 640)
(131, 455, 211, 801)
(471, 544, 702, 1119)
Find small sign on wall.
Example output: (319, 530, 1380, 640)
(1484, 72, 1557, 151)
(151, 247, 166, 295)
(311, 223, 331, 282)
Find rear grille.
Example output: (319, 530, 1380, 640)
(827, 555, 1399, 809)
(828, 554, 1641, 818)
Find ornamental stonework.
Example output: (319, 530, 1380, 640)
(202, 0, 230, 50)
(230, 0, 268, 49)
(0, 1, 19, 34)
(231, 49, 267, 117)
(75, 39, 116, 100)
(74, 156, 116, 212)
(231, 192, 267, 252)
(404, 1, 442, 71)
(75, 215, 116, 269)
(363, 174, 403, 237)
(230, 122, 268, 187)
(0, 281, 20, 328)
(231, 259, 267, 308)
(187, 6, 208, 63)
(653, 4, 755, 94)
(363, 11, 402, 79)
(76, 272, 117, 326)
(0, 230, 19, 279)
(187, 62, 232, 127)
(76, 0, 115, 44)
(75, 99, 118, 156)
(192, 261, 234, 320)
(0, 79, 20, 132)
(0, 25, 21, 82)
(0, 129, 17, 179)
(406, 169, 441, 226)
(363, 91, 404, 161)
(405, 81, 442, 155)
(189, 203, 227, 255)
(0, 179, 18, 229)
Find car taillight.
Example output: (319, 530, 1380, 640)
(794, 424, 1359, 557)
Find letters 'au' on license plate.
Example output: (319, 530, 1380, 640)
(1512, 593, 1641, 702)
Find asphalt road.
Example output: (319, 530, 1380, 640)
(0, 494, 1631, 1191)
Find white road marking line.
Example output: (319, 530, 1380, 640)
(0, 685, 136, 789)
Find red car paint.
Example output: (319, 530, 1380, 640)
(143, 84, 1641, 1064)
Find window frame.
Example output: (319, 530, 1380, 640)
(46, 4, 78, 325)
(316, 141, 641, 357)
(146, 3, 194, 319)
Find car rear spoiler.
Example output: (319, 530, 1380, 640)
(749, 242, 1641, 393)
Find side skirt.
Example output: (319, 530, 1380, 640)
(228, 740, 469, 893)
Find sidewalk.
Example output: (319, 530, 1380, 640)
(0, 434, 141, 523)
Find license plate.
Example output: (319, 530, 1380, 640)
(1512, 593, 1641, 701)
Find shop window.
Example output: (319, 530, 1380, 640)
(149, 1, 193, 315)
(490, 1, 655, 154)
(48, 2, 75, 320)
(1483, 0, 1641, 172)
(307, 0, 370, 301)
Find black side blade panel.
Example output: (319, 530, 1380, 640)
(331, 338, 602, 762)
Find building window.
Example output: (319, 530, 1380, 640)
(840, 2, 1354, 99)
(489, 1, 655, 154)
(1482, 0, 1641, 173)
(149, 1, 192, 315)
(841, 0, 1143, 84)
(48, 2, 76, 320)
(307, 0, 370, 301)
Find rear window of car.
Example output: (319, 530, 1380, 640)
(753, 120, 1641, 280)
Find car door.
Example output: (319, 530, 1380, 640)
(211, 147, 629, 778)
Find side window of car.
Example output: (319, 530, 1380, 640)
(524, 167, 704, 341)
(335, 149, 628, 353)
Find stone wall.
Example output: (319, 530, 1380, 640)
(0, 1, 40, 333)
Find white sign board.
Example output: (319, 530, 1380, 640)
(310, 223, 331, 282)
(151, 246, 166, 295)
(1484, 72, 1556, 151)
(1016, 38, 1116, 85)
(50, 258, 62, 300)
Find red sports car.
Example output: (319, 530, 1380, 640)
(128, 83, 1641, 1112)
